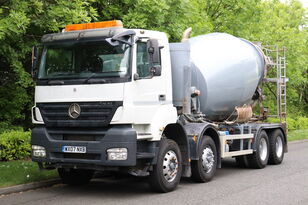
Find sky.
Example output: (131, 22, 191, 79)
(281, 0, 308, 7)
(298, 0, 308, 7)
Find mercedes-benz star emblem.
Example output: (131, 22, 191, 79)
(68, 103, 81, 119)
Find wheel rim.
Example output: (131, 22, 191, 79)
(201, 146, 215, 173)
(276, 136, 283, 158)
(259, 137, 268, 161)
(163, 150, 179, 182)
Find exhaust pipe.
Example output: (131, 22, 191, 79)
(181, 27, 192, 42)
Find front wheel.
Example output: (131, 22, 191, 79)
(148, 139, 182, 193)
(191, 136, 217, 182)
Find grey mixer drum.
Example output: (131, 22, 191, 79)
(188, 33, 265, 121)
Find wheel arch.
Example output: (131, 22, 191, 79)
(200, 126, 221, 168)
(163, 123, 190, 167)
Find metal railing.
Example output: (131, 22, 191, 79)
(262, 45, 287, 123)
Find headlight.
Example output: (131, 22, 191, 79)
(32, 145, 46, 158)
(107, 148, 128, 160)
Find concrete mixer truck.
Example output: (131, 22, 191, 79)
(30, 20, 288, 192)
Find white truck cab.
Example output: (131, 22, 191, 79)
(33, 23, 177, 142)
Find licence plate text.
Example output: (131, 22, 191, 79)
(62, 146, 86, 153)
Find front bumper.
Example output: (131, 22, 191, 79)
(31, 125, 137, 167)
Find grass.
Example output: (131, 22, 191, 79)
(0, 160, 58, 188)
(288, 129, 308, 142)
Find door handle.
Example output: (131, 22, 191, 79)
(159, 94, 166, 101)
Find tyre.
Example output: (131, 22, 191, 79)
(191, 136, 217, 182)
(268, 129, 285, 165)
(149, 139, 182, 193)
(248, 130, 269, 169)
(58, 168, 94, 185)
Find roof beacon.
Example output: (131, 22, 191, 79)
(64, 20, 123, 32)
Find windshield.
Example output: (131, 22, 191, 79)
(38, 40, 131, 80)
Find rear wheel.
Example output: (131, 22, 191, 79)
(248, 130, 269, 169)
(149, 139, 182, 193)
(58, 168, 94, 185)
(268, 129, 285, 165)
(191, 136, 217, 182)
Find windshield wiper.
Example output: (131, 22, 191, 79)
(49, 72, 73, 77)
(48, 80, 64, 85)
(84, 73, 107, 84)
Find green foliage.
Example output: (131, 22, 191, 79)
(0, 122, 22, 134)
(267, 116, 308, 131)
(0, 0, 97, 128)
(286, 117, 297, 131)
(297, 117, 308, 130)
(0, 130, 31, 161)
(288, 129, 308, 141)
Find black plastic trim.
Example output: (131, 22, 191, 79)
(31, 125, 137, 166)
(36, 76, 131, 86)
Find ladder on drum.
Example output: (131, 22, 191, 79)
(262, 45, 287, 122)
(278, 52, 287, 122)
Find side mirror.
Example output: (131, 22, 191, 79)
(147, 39, 160, 64)
(32, 46, 40, 79)
(147, 39, 163, 77)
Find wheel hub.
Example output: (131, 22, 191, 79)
(202, 147, 214, 173)
(276, 136, 283, 158)
(259, 137, 268, 161)
(163, 150, 179, 182)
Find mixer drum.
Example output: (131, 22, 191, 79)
(188, 33, 265, 121)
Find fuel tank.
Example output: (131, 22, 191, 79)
(170, 33, 266, 121)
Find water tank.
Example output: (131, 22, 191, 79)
(170, 33, 266, 121)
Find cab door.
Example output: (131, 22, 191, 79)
(129, 39, 166, 124)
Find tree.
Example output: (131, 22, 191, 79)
(0, 0, 97, 129)
(248, 0, 308, 116)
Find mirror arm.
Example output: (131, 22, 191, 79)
(110, 30, 136, 46)
(112, 38, 133, 46)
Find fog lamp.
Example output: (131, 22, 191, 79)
(107, 148, 128, 160)
(32, 145, 46, 158)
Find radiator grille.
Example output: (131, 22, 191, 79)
(37, 101, 122, 127)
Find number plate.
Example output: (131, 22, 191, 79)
(62, 146, 86, 153)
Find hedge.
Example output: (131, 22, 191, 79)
(297, 117, 308, 130)
(0, 130, 31, 161)
(267, 116, 308, 131)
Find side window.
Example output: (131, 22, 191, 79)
(136, 41, 161, 78)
